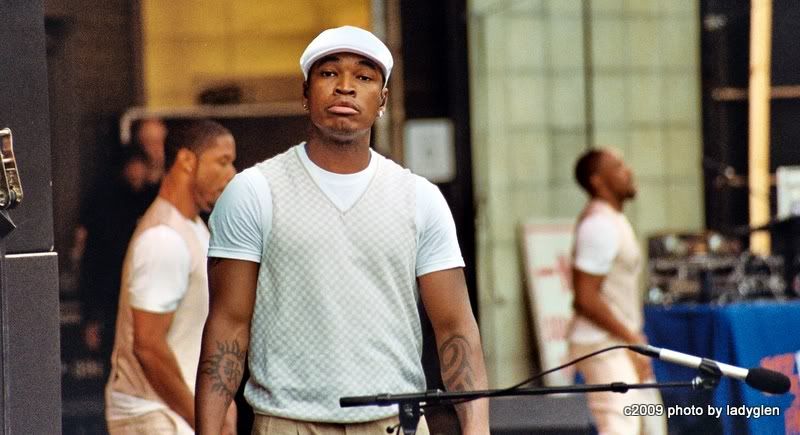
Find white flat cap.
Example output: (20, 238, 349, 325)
(300, 26, 393, 85)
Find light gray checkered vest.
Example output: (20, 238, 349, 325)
(245, 147, 425, 422)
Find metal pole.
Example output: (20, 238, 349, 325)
(581, 0, 594, 149)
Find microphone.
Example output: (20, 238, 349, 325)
(630, 344, 791, 395)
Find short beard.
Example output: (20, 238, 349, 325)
(310, 123, 369, 147)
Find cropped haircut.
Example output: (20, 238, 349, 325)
(164, 119, 231, 170)
(574, 148, 606, 195)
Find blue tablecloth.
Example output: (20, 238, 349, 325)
(644, 301, 800, 435)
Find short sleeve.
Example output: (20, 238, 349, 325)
(573, 214, 620, 275)
(208, 167, 271, 262)
(128, 226, 192, 313)
(415, 177, 465, 276)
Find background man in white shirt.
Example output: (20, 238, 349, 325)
(568, 148, 666, 435)
(195, 26, 489, 435)
(105, 119, 237, 434)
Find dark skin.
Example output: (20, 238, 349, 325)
(195, 52, 490, 434)
(572, 149, 652, 381)
(302, 53, 387, 172)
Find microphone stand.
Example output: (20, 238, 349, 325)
(340, 363, 723, 435)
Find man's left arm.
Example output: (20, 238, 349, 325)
(418, 267, 489, 435)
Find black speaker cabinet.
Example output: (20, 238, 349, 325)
(0, 0, 62, 433)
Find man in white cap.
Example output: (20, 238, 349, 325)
(195, 26, 490, 434)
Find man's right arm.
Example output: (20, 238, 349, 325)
(572, 268, 652, 381)
(571, 214, 638, 342)
(196, 258, 259, 434)
(571, 269, 643, 345)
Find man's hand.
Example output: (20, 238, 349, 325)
(627, 333, 653, 381)
(630, 352, 654, 382)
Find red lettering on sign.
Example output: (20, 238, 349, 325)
(532, 254, 572, 293)
(760, 353, 799, 433)
(542, 316, 571, 341)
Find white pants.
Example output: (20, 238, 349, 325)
(107, 408, 193, 435)
(570, 340, 668, 435)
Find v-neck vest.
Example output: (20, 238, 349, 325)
(107, 197, 209, 405)
(245, 147, 423, 422)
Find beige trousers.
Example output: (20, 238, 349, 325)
(252, 413, 430, 435)
(571, 340, 668, 435)
(107, 408, 193, 435)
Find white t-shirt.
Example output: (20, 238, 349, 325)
(573, 213, 619, 276)
(106, 219, 208, 425)
(570, 206, 626, 344)
(129, 221, 210, 312)
(208, 144, 465, 275)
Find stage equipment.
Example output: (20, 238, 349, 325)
(646, 232, 787, 304)
(631, 344, 790, 394)
(340, 344, 790, 434)
(0, 129, 22, 211)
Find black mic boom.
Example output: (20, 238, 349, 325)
(631, 344, 791, 395)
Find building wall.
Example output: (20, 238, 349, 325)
(140, 0, 371, 107)
(45, 0, 138, 272)
(468, 0, 704, 387)
(45, 1, 140, 431)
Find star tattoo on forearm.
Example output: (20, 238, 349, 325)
(200, 340, 246, 401)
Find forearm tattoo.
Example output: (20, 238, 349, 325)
(200, 340, 246, 402)
(440, 335, 475, 391)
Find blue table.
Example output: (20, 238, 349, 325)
(644, 301, 800, 435)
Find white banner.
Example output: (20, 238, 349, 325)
(521, 221, 575, 386)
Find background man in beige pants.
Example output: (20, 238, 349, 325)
(568, 148, 667, 435)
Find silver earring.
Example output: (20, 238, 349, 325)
(303, 103, 309, 111)
(378, 110, 384, 118)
